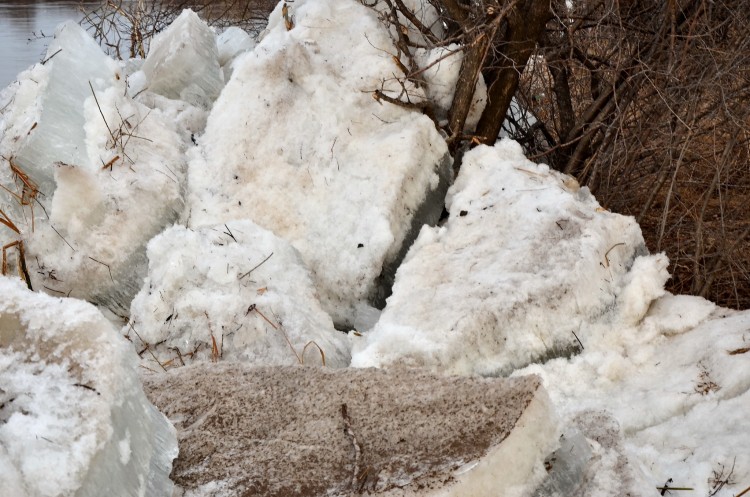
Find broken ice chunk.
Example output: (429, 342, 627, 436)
(13, 21, 121, 196)
(352, 140, 669, 376)
(217, 26, 256, 82)
(127, 221, 351, 369)
(25, 86, 186, 317)
(0, 277, 177, 497)
(187, 0, 450, 327)
(534, 428, 592, 497)
(141, 9, 224, 109)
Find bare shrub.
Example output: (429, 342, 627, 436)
(81, 0, 277, 59)
(375, 0, 750, 309)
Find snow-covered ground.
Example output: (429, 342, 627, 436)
(0, 0, 748, 496)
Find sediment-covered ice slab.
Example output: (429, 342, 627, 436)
(144, 363, 558, 497)
(187, 0, 451, 327)
(0, 277, 177, 497)
(352, 140, 670, 375)
(127, 221, 351, 369)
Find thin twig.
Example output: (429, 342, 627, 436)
(87, 256, 114, 283)
(238, 252, 273, 280)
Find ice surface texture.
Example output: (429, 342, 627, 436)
(12, 21, 120, 196)
(128, 221, 351, 369)
(217, 27, 256, 81)
(0, 23, 188, 317)
(141, 9, 224, 110)
(187, 0, 451, 327)
(0, 277, 176, 497)
(352, 140, 670, 375)
(144, 363, 557, 497)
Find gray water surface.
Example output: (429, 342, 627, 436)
(0, 1, 102, 89)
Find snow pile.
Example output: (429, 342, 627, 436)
(0, 22, 188, 317)
(518, 296, 750, 496)
(141, 9, 224, 110)
(216, 27, 256, 81)
(0, 277, 176, 497)
(144, 363, 557, 497)
(187, 0, 451, 326)
(128, 221, 351, 369)
(352, 140, 669, 375)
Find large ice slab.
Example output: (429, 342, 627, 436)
(11, 21, 121, 197)
(24, 85, 187, 317)
(187, 0, 451, 327)
(0, 22, 188, 318)
(141, 9, 224, 110)
(144, 363, 558, 497)
(127, 221, 351, 369)
(516, 293, 750, 496)
(0, 277, 177, 497)
(352, 140, 669, 375)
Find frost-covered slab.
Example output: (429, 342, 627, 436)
(187, 0, 451, 326)
(141, 9, 224, 109)
(144, 363, 557, 497)
(0, 277, 177, 497)
(352, 140, 669, 375)
(127, 221, 351, 368)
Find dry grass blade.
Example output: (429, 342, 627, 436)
(245, 304, 327, 365)
(127, 322, 168, 372)
(302, 341, 326, 366)
(0, 208, 20, 234)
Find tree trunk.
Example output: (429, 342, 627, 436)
(475, 0, 552, 146)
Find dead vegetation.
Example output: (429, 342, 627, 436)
(694, 361, 721, 396)
(81, 0, 277, 60)
(0, 155, 38, 289)
(127, 302, 326, 373)
(369, 0, 750, 310)
(708, 458, 736, 496)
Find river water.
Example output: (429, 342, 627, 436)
(0, 1, 104, 89)
(0, 0, 273, 90)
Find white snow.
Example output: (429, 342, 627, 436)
(127, 221, 351, 369)
(0, 276, 176, 497)
(186, 0, 451, 326)
(351, 140, 669, 376)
